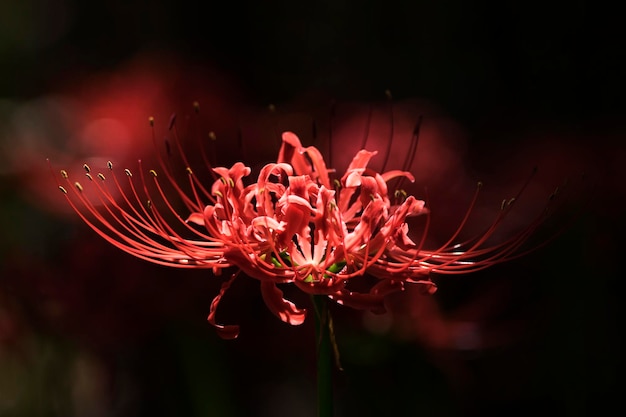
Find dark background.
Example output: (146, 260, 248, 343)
(1, 1, 623, 416)
(4, 1, 625, 126)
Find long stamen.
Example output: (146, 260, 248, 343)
(141, 169, 224, 262)
(327, 100, 335, 171)
(395, 116, 423, 191)
(379, 90, 395, 174)
(412, 168, 544, 273)
(190, 100, 220, 182)
(359, 104, 373, 150)
(55, 170, 189, 267)
(151, 116, 216, 210)
(50, 102, 569, 339)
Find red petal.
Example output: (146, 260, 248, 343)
(260, 281, 306, 325)
(381, 169, 415, 183)
(207, 272, 240, 339)
(330, 280, 404, 314)
(186, 212, 205, 226)
(278, 132, 311, 176)
(346, 149, 378, 172)
(303, 145, 331, 188)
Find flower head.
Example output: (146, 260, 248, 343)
(52, 111, 552, 339)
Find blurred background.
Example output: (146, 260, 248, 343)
(1, 0, 623, 416)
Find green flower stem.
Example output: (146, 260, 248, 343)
(312, 294, 333, 417)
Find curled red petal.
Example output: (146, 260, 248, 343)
(303, 145, 331, 188)
(278, 132, 311, 176)
(260, 281, 306, 325)
(330, 280, 405, 314)
(381, 169, 415, 183)
(408, 279, 438, 295)
(345, 149, 378, 172)
(186, 212, 205, 226)
(207, 272, 240, 339)
(345, 170, 362, 187)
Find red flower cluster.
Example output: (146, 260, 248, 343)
(53, 126, 544, 339)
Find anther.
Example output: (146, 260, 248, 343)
(97, 173, 106, 181)
(107, 161, 113, 170)
(149, 116, 154, 127)
(83, 164, 90, 173)
(125, 169, 132, 177)
(149, 170, 158, 177)
(85, 173, 93, 181)
(193, 101, 200, 113)
(60, 170, 68, 179)
(477, 181, 483, 189)
(208, 131, 217, 141)
(75, 182, 83, 192)
(186, 167, 193, 175)
(394, 189, 408, 202)
(147, 200, 152, 208)
(59, 186, 67, 194)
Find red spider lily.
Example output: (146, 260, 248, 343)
(51, 116, 552, 339)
